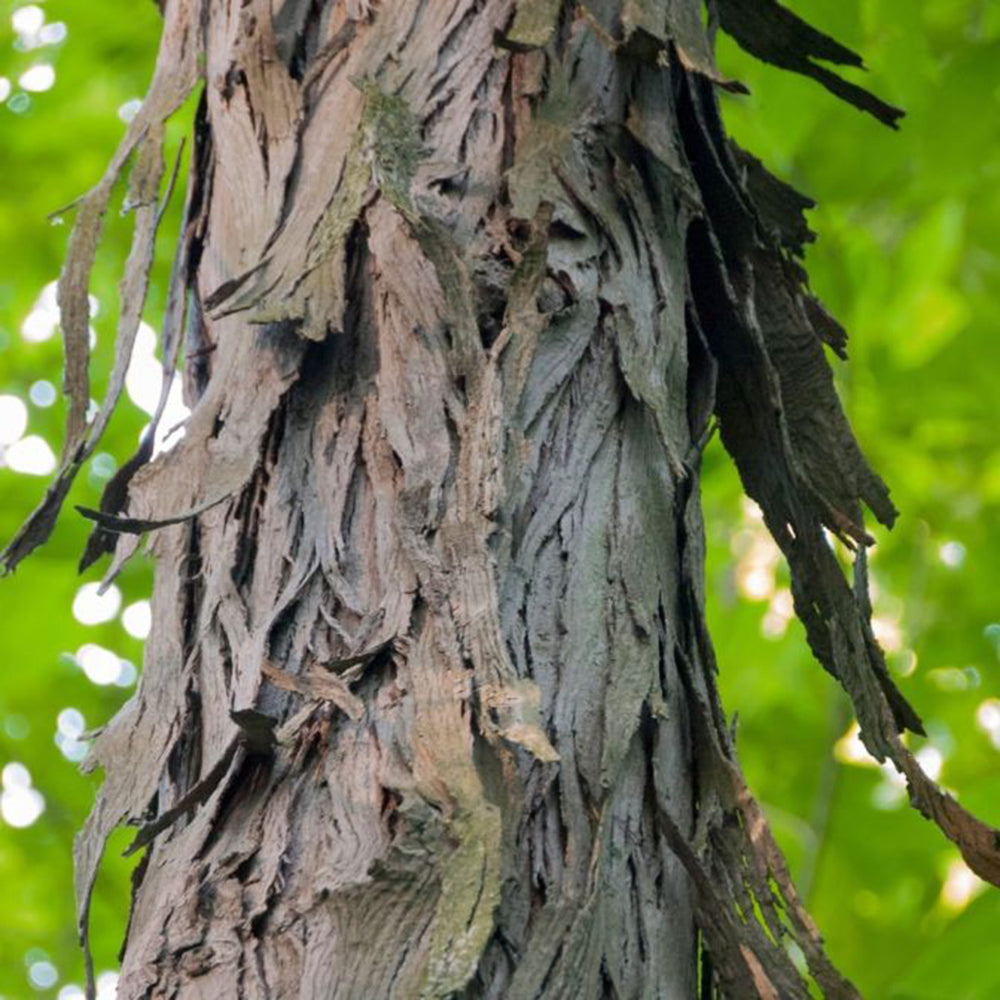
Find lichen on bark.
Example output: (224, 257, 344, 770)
(5, 2, 1000, 999)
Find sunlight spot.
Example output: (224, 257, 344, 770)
(927, 666, 979, 692)
(772, 589, 793, 617)
(155, 380, 191, 455)
(118, 97, 142, 123)
(4, 434, 56, 475)
(121, 600, 152, 640)
(761, 588, 794, 639)
(29, 379, 56, 407)
(871, 616, 903, 653)
(126, 325, 190, 452)
(59, 986, 86, 1000)
(0, 77, 10, 102)
(882, 762, 906, 789)
(28, 960, 58, 989)
(872, 582, 903, 620)
(729, 528, 754, 556)
(96, 970, 119, 1000)
(739, 567, 773, 601)
(20, 307, 57, 342)
(114, 660, 138, 688)
(2, 762, 31, 789)
(19, 63, 54, 92)
(8, 91, 31, 113)
(38, 21, 67, 45)
(11, 4, 44, 37)
(760, 610, 786, 640)
(20, 281, 59, 342)
(834, 721, 878, 767)
(896, 649, 919, 678)
(915, 746, 944, 781)
(125, 323, 163, 415)
(57, 708, 85, 740)
(871, 762, 907, 810)
(0, 394, 28, 445)
(938, 541, 966, 569)
(939, 857, 985, 912)
(1, 778, 45, 828)
(72, 582, 121, 625)
(90, 452, 116, 479)
(75, 644, 122, 686)
(733, 507, 781, 603)
(55, 731, 89, 763)
(975, 698, 1000, 749)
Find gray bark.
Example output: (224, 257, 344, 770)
(110, 4, 705, 996)
(6, 1, 1000, 999)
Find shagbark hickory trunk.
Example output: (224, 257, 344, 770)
(116, 4, 706, 995)
(7, 1, 1000, 998)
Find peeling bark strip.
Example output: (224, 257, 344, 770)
(5, 1, 999, 998)
(1, 0, 202, 575)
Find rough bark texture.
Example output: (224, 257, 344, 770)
(6, 1, 1000, 999)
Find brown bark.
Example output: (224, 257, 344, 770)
(6, 1, 1000, 999)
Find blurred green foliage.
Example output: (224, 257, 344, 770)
(708, 2, 1000, 997)
(0, 1, 996, 997)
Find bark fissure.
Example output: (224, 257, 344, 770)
(6, 1, 1000, 999)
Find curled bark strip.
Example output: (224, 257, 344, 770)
(38, 4, 208, 988)
(261, 658, 365, 720)
(229, 708, 280, 752)
(80, 137, 193, 571)
(679, 68, 919, 734)
(75, 492, 232, 535)
(677, 37, 1000, 899)
(106, 326, 306, 546)
(123, 740, 242, 858)
(890, 719, 1000, 885)
(77, 436, 155, 572)
(716, 0, 905, 128)
(504, 2, 749, 93)
(0, 0, 204, 576)
(123, 710, 276, 858)
(618, 0, 749, 93)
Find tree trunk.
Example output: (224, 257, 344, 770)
(106, 3, 705, 995)
(7, 1, 1000, 998)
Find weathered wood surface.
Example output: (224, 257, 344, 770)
(6, 1, 1000, 998)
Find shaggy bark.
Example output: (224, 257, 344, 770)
(6, 1, 1000, 999)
